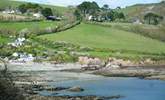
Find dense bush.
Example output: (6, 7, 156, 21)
(37, 20, 81, 35)
(0, 59, 25, 100)
(0, 75, 24, 100)
(85, 21, 112, 27)
(49, 53, 78, 63)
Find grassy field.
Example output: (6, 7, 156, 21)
(94, 22, 165, 42)
(39, 23, 165, 59)
(0, 21, 61, 32)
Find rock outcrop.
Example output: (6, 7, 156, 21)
(105, 58, 134, 69)
(78, 56, 103, 70)
(68, 86, 84, 92)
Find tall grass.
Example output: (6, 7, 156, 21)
(114, 24, 165, 42)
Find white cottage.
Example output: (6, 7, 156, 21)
(88, 15, 93, 21)
(33, 13, 43, 18)
(12, 52, 35, 62)
(8, 38, 26, 47)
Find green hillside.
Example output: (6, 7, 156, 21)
(39, 23, 165, 59)
(0, 0, 69, 14)
(0, 0, 22, 9)
(118, 1, 165, 21)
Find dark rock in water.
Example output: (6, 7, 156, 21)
(44, 87, 70, 91)
(68, 86, 84, 92)
(51, 92, 59, 95)
(26, 90, 38, 95)
(32, 85, 44, 91)
(105, 95, 124, 99)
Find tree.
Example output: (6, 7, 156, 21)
(74, 9, 82, 20)
(106, 11, 125, 21)
(118, 12, 125, 19)
(106, 10, 116, 21)
(76, 1, 126, 22)
(18, 4, 26, 13)
(102, 4, 109, 10)
(144, 13, 163, 25)
(18, 3, 42, 13)
(41, 8, 53, 17)
(116, 6, 121, 10)
(77, 1, 90, 16)
(101, 4, 110, 20)
(77, 1, 99, 17)
(90, 2, 100, 15)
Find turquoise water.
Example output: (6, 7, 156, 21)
(40, 77, 165, 100)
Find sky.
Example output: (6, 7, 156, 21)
(13, 0, 162, 8)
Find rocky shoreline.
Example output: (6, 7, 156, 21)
(3, 56, 165, 81)
(77, 56, 165, 80)
(1, 60, 165, 100)
(93, 65, 165, 80)
(63, 65, 165, 80)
